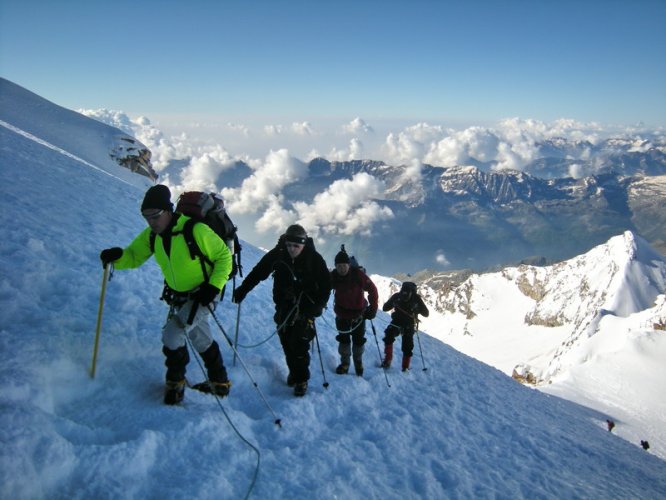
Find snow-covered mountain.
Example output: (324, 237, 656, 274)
(0, 77, 157, 181)
(405, 231, 666, 381)
(376, 231, 666, 456)
(1, 75, 666, 498)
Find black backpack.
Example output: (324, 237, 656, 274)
(149, 191, 243, 282)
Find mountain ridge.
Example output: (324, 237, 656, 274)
(402, 230, 666, 387)
(292, 158, 666, 274)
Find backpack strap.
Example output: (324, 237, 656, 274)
(180, 218, 212, 282)
(150, 217, 226, 285)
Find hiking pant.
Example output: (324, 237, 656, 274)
(162, 298, 226, 382)
(278, 317, 316, 384)
(384, 324, 415, 357)
(335, 317, 366, 366)
(163, 298, 216, 352)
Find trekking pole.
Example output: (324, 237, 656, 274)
(233, 301, 241, 367)
(312, 324, 329, 389)
(207, 306, 282, 427)
(370, 320, 390, 388)
(90, 264, 111, 378)
(415, 330, 428, 372)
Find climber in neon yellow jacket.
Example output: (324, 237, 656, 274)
(114, 211, 231, 293)
(100, 185, 233, 405)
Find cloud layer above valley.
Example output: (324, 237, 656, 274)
(80, 109, 665, 243)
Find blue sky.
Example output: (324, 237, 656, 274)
(2, 0, 665, 129)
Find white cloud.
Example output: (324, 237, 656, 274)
(292, 173, 394, 237)
(349, 138, 364, 159)
(327, 138, 365, 161)
(435, 251, 450, 266)
(292, 121, 315, 136)
(169, 148, 239, 195)
(227, 122, 250, 136)
(383, 131, 428, 165)
(254, 196, 296, 233)
(306, 148, 322, 161)
(342, 117, 374, 135)
(422, 127, 497, 167)
(379, 118, 630, 171)
(221, 149, 308, 215)
(402, 122, 447, 143)
(264, 124, 284, 136)
(568, 163, 587, 179)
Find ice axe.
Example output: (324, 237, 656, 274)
(90, 264, 111, 378)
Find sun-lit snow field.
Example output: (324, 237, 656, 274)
(1, 80, 665, 499)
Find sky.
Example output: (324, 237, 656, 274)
(1, 0, 665, 162)
(1, 93, 666, 499)
(0, 67, 666, 500)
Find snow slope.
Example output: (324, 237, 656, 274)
(1, 84, 665, 500)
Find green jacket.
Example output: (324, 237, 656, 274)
(114, 214, 232, 293)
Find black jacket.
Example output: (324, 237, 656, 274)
(382, 291, 429, 330)
(239, 236, 331, 319)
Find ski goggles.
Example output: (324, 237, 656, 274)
(142, 209, 165, 221)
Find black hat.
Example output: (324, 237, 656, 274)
(141, 185, 173, 211)
(285, 224, 307, 244)
(335, 250, 350, 264)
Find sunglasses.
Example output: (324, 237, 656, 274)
(143, 210, 165, 221)
(286, 242, 304, 249)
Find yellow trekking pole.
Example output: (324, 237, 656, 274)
(90, 264, 110, 378)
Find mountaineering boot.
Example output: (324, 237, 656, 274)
(336, 341, 351, 374)
(294, 381, 308, 397)
(335, 363, 349, 374)
(354, 361, 364, 376)
(381, 343, 393, 368)
(402, 355, 412, 372)
(352, 343, 365, 376)
(189, 342, 231, 397)
(209, 380, 232, 397)
(191, 379, 233, 396)
(164, 379, 185, 405)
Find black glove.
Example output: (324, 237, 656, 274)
(364, 308, 377, 320)
(232, 284, 249, 304)
(100, 247, 123, 267)
(194, 283, 220, 306)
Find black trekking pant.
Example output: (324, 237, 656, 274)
(278, 317, 315, 384)
(335, 317, 366, 345)
(384, 324, 415, 357)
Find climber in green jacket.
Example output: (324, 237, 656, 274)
(100, 184, 233, 405)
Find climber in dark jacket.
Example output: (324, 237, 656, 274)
(232, 224, 331, 396)
(381, 281, 429, 371)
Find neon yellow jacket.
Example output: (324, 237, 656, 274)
(114, 214, 232, 293)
